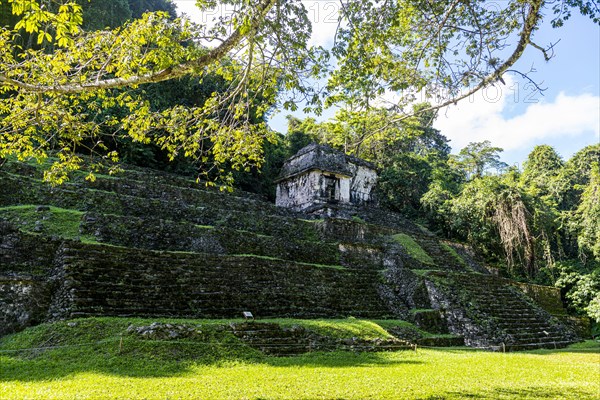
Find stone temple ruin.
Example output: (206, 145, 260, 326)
(275, 144, 378, 213)
(0, 154, 590, 352)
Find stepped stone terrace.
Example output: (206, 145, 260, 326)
(0, 158, 588, 351)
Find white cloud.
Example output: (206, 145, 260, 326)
(434, 79, 600, 155)
(172, 1, 203, 21)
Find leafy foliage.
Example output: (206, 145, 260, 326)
(378, 153, 435, 216)
(79, 0, 132, 30)
(419, 143, 600, 320)
(1, 0, 598, 184)
(453, 141, 508, 180)
(573, 163, 600, 260)
(554, 261, 600, 322)
(0, 0, 321, 186)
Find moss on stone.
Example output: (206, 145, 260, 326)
(269, 318, 394, 339)
(0, 205, 96, 242)
(233, 254, 346, 270)
(410, 269, 440, 276)
(440, 243, 468, 268)
(392, 234, 435, 265)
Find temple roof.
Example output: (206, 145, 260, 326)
(275, 143, 376, 182)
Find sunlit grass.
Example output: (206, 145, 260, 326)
(0, 205, 95, 242)
(0, 318, 598, 399)
(1, 343, 598, 399)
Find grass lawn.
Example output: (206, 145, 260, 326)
(1, 319, 598, 399)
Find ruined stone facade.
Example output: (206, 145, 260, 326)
(275, 144, 378, 211)
(0, 160, 584, 349)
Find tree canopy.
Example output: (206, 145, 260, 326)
(453, 141, 508, 180)
(1, 0, 598, 184)
(417, 142, 600, 322)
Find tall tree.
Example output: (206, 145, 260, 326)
(559, 144, 600, 210)
(79, 0, 132, 30)
(574, 163, 600, 261)
(453, 141, 508, 180)
(128, 0, 176, 19)
(283, 116, 321, 155)
(521, 145, 564, 200)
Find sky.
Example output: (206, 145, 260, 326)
(172, 1, 600, 166)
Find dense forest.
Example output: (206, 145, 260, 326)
(0, 1, 598, 330)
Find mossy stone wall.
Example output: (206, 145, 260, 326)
(55, 241, 390, 320)
(0, 223, 57, 334)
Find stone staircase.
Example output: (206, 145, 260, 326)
(229, 322, 318, 356)
(410, 232, 468, 272)
(426, 272, 576, 350)
(229, 322, 412, 356)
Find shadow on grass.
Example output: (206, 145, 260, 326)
(423, 386, 600, 400)
(506, 340, 600, 357)
(260, 351, 423, 369)
(0, 342, 422, 382)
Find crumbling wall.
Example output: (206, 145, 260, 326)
(0, 222, 58, 335)
(79, 213, 339, 265)
(0, 276, 52, 336)
(275, 144, 377, 211)
(349, 164, 378, 205)
(275, 171, 352, 210)
(56, 241, 390, 320)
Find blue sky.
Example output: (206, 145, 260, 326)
(173, 1, 599, 166)
(433, 11, 599, 166)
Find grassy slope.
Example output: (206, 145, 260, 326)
(0, 205, 96, 242)
(1, 318, 598, 399)
(392, 233, 435, 265)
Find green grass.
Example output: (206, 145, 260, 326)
(1, 318, 597, 399)
(441, 242, 469, 267)
(195, 224, 215, 230)
(415, 223, 433, 235)
(411, 268, 441, 276)
(272, 318, 394, 339)
(0, 205, 96, 242)
(351, 216, 365, 223)
(392, 233, 435, 265)
(0, 318, 400, 351)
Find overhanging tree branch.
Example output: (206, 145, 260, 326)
(387, 0, 545, 124)
(0, 0, 276, 94)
